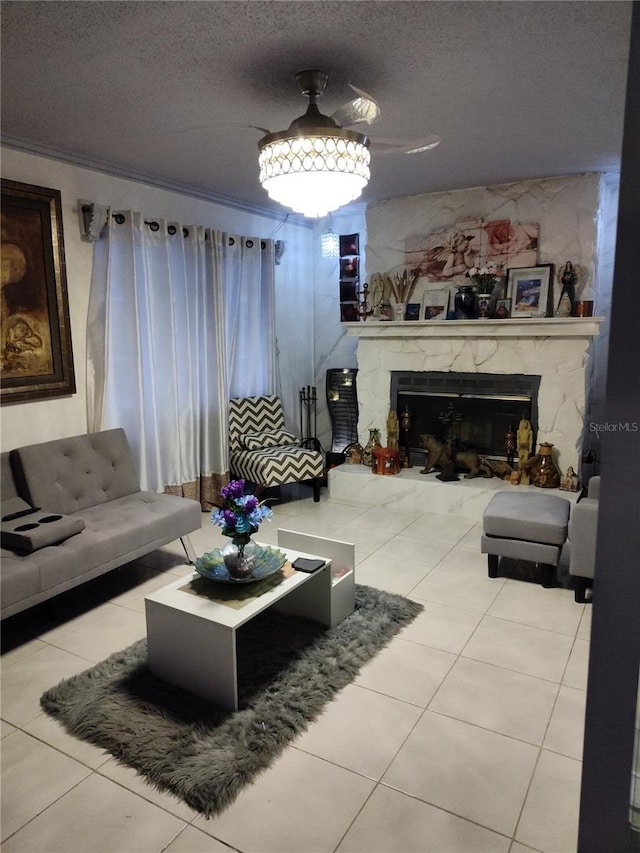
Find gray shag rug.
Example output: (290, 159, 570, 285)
(41, 583, 422, 817)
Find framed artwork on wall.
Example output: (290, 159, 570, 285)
(406, 219, 539, 285)
(507, 265, 553, 317)
(339, 257, 359, 279)
(339, 233, 359, 257)
(1, 179, 76, 404)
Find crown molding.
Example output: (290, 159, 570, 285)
(1, 136, 313, 227)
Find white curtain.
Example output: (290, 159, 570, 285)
(212, 232, 277, 397)
(87, 211, 276, 505)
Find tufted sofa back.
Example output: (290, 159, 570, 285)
(10, 428, 140, 514)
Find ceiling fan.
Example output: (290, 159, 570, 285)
(253, 70, 440, 217)
(181, 70, 440, 216)
(256, 70, 441, 157)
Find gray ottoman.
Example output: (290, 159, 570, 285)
(481, 491, 571, 588)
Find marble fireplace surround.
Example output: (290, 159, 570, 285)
(345, 317, 603, 473)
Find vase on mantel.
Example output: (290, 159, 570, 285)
(454, 285, 478, 319)
(477, 293, 492, 319)
(393, 302, 406, 321)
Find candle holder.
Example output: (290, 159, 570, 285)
(505, 425, 516, 468)
(400, 405, 413, 468)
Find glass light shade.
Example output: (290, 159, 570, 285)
(321, 229, 340, 259)
(258, 131, 370, 219)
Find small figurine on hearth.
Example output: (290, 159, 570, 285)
(517, 418, 534, 484)
(346, 443, 364, 464)
(386, 410, 400, 450)
(560, 466, 580, 492)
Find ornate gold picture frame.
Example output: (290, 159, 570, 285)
(1, 179, 76, 404)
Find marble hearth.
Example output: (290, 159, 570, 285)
(344, 317, 602, 473)
(328, 464, 580, 521)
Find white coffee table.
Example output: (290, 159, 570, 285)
(145, 543, 352, 711)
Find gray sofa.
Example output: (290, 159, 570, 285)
(1, 428, 202, 620)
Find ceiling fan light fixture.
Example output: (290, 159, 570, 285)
(258, 71, 371, 218)
(259, 129, 370, 218)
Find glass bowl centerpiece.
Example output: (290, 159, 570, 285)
(211, 480, 273, 579)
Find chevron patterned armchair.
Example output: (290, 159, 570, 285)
(228, 395, 324, 502)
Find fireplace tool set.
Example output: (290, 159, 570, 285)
(299, 386, 322, 453)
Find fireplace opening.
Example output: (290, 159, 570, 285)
(391, 372, 540, 467)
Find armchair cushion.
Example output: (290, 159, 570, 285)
(240, 430, 298, 450)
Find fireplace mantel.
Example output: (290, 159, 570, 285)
(344, 317, 603, 339)
(347, 316, 603, 471)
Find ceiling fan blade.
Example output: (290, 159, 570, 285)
(176, 123, 272, 136)
(330, 84, 380, 128)
(371, 134, 441, 155)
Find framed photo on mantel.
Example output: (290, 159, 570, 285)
(422, 289, 450, 320)
(507, 264, 554, 318)
(1, 179, 76, 404)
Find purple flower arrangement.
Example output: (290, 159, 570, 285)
(212, 479, 273, 544)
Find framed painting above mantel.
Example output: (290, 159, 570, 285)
(1, 179, 76, 404)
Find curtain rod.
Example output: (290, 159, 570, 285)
(80, 203, 267, 248)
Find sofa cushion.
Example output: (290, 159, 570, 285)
(240, 430, 298, 450)
(11, 428, 140, 515)
(2, 490, 201, 604)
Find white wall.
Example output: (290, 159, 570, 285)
(358, 173, 617, 467)
(0, 147, 315, 451)
(365, 173, 602, 309)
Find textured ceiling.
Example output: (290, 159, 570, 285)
(0, 1, 632, 219)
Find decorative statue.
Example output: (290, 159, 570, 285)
(556, 261, 580, 317)
(418, 434, 482, 479)
(386, 410, 400, 450)
(346, 443, 363, 464)
(560, 466, 580, 492)
(369, 272, 385, 319)
(517, 418, 534, 484)
(418, 434, 514, 481)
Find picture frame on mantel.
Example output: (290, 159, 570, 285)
(507, 264, 554, 318)
(422, 288, 450, 320)
(0, 179, 76, 404)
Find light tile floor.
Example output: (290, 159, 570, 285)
(1, 488, 589, 853)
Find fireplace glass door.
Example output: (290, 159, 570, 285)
(391, 372, 540, 466)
